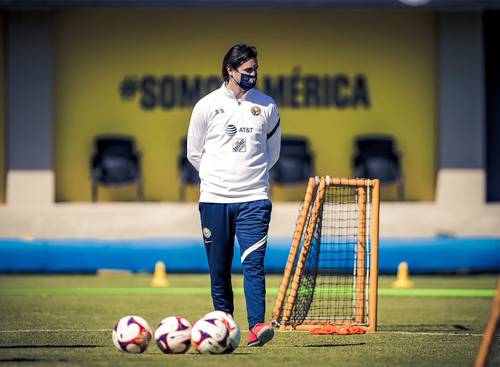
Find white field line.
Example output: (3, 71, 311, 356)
(0, 329, 113, 333)
(277, 330, 485, 337)
(0, 329, 487, 337)
(0, 328, 249, 333)
(378, 331, 484, 337)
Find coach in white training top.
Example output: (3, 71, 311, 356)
(187, 44, 281, 347)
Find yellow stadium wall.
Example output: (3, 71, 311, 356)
(54, 10, 436, 202)
(0, 14, 5, 204)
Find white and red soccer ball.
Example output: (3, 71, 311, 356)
(203, 311, 241, 353)
(154, 316, 192, 354)
(191, 316, 229, 354)
(191, 311, 240, 354)
(112, 315, 153, 353)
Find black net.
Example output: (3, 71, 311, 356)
(279, 182, 374, 327)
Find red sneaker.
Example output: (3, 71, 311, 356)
(247, 323, 274, 347)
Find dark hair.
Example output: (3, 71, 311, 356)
(221, 44, 258, 82)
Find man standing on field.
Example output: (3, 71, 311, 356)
(187, 43, 281, 347)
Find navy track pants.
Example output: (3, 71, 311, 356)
(198, 199, 272, 329)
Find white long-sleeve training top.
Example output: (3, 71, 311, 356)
(187, 83, 281, 203)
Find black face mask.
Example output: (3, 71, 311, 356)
(233, 71, 257, 91)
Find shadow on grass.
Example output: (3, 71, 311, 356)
(189, 351, 250, 355)
(303, 343, 366, 348)
(452, 324, 471, 331)
(0, 345, 100, 349)
(379, 324, 473, 332)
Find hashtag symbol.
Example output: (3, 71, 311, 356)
(119, 77, 138, 100)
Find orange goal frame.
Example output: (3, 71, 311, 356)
(271, 176, 381, 332)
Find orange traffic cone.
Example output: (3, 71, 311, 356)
(392, 261, 414, 288)
(151, 261, 169, 288)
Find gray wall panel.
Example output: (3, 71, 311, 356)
(7, 11, 53, 170)
(438, 12, 484, 169)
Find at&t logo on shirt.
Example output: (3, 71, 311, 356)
(225, 124, 237, 136)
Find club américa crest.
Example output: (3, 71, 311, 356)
(202, 227, 212, 238)
(251, 106, 261, 116)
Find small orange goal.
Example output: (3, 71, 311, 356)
(271, 176, 381, 333)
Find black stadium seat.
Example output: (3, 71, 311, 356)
(353, 134, 405, 200)
(270, 136, 314, 185)
(90, 135, 144, 201)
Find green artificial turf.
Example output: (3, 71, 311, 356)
(0, 274, 498, 367)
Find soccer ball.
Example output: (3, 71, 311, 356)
(154, 316, 192, 354)
(191, 317, 230, 354)
(204, 311, 241, 353)
(112, 315, 153, 353)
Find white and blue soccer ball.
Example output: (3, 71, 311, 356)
(191, 316, 230, 354)
(154, 316, 192, 354)
(203, 311, 241, 353)
(112, 315, 153, 353)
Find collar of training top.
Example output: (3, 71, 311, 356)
(220, 83, 255, 102)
